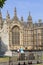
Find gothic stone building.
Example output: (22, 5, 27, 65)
(0, 8, 43, 52)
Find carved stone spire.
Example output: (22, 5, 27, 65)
(6, 10, 10, 24)
(14, 7, 17, 17)
(38, 19, 42, 23)
(27, 12, 32, 24)
(27, 12, 32, 27)
(21, 16, 23, 21)
(27, 11, 32, 21)
(29, 11, 30, 16)
(14, 7, 18, 20)
(6, 10, 10, 20)
(38, 19, 42, 26)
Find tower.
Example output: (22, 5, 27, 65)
(21, 16, 23, 21)
(13, 7, 18, 21)
(6, 10, 10, 24)
(27, 12, 32, 26)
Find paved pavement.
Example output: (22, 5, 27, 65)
(0, 60, 43, 65)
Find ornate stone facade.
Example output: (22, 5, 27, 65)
(0, 8, 43, 51)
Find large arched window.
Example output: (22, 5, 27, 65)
(12, 26, 20, 45)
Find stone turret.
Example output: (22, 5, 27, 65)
(21, 16, 23, 21)
(38, 19, 42, 23)
(27, 12, 33, 27)
(38, 19, 42, 26)
(6, 11, 10, 19)
(13, 7, 18, 21)
(6, 10, 10, 24)
(0, 10, 3, 29)
(27, 12, 32, 23)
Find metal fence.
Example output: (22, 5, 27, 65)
(0, 51, 43, 65)
(8, 50, 43, 65)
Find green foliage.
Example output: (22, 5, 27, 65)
(0, 0, 6, 8)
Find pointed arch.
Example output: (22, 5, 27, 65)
(12, 25, 20, 45)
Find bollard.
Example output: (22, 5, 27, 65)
(18, 62, 21, 65)
(23, 62, 26, 65)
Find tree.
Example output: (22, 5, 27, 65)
(0, 0, 6, 8)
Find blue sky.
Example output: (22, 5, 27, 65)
(1, 0, 43, 22)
